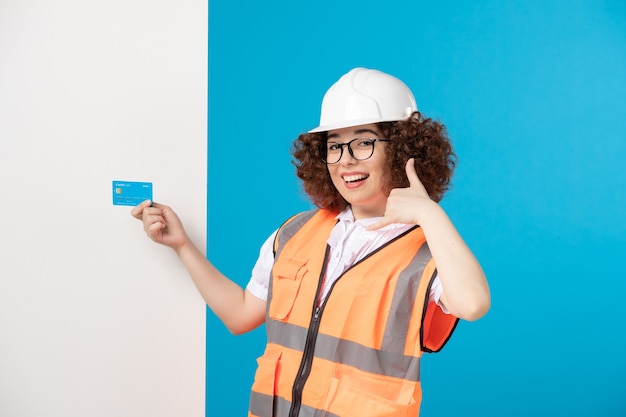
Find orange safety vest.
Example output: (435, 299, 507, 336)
(249, 209, 458, 417)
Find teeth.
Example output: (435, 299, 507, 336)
(343, 174, 368, 183)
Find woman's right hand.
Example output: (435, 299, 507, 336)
(131, 200, 189, 251)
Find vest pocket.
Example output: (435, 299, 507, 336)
(269, 257, 308, 320)
(322, 369, 420, 417)
(249, 346, 283, 416)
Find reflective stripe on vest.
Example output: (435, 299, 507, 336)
(249, 209, 458, 417)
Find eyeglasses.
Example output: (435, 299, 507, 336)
(321, 138, 391, 164)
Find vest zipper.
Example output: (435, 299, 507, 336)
(288, 247, 328, 417)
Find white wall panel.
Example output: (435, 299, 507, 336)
(0, 1, 207, 416)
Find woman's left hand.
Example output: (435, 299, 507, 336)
(368, 158, 435, 230)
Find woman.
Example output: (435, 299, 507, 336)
(132, 67, 490, 417)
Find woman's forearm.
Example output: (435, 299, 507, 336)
(175, 239, 266, 334)
(419, 202, 491, 321)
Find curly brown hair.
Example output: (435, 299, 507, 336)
(291, 112, 457, 212)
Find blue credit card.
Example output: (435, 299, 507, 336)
(112, 180, 153, 206)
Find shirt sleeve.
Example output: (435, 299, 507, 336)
(245, 230, 278, 301)
(429, 273, 450, 314)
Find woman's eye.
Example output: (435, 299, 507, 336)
(327, 143, 342, 151)
(355, 138, 375, 147)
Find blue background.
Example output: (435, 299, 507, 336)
(207, 1, 626, 415)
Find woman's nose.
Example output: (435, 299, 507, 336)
(338, 146, 356, 165)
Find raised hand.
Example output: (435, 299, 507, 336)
(131, 200, 189, 250)
(367, 158, 434, 230)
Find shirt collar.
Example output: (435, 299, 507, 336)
(334, 206, 406, 230)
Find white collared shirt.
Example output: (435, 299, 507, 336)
(246, 207, 444, 307)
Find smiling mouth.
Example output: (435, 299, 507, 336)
(343, 174, 369, 183)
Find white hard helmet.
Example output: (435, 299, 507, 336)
(309, 67, 418, 133)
